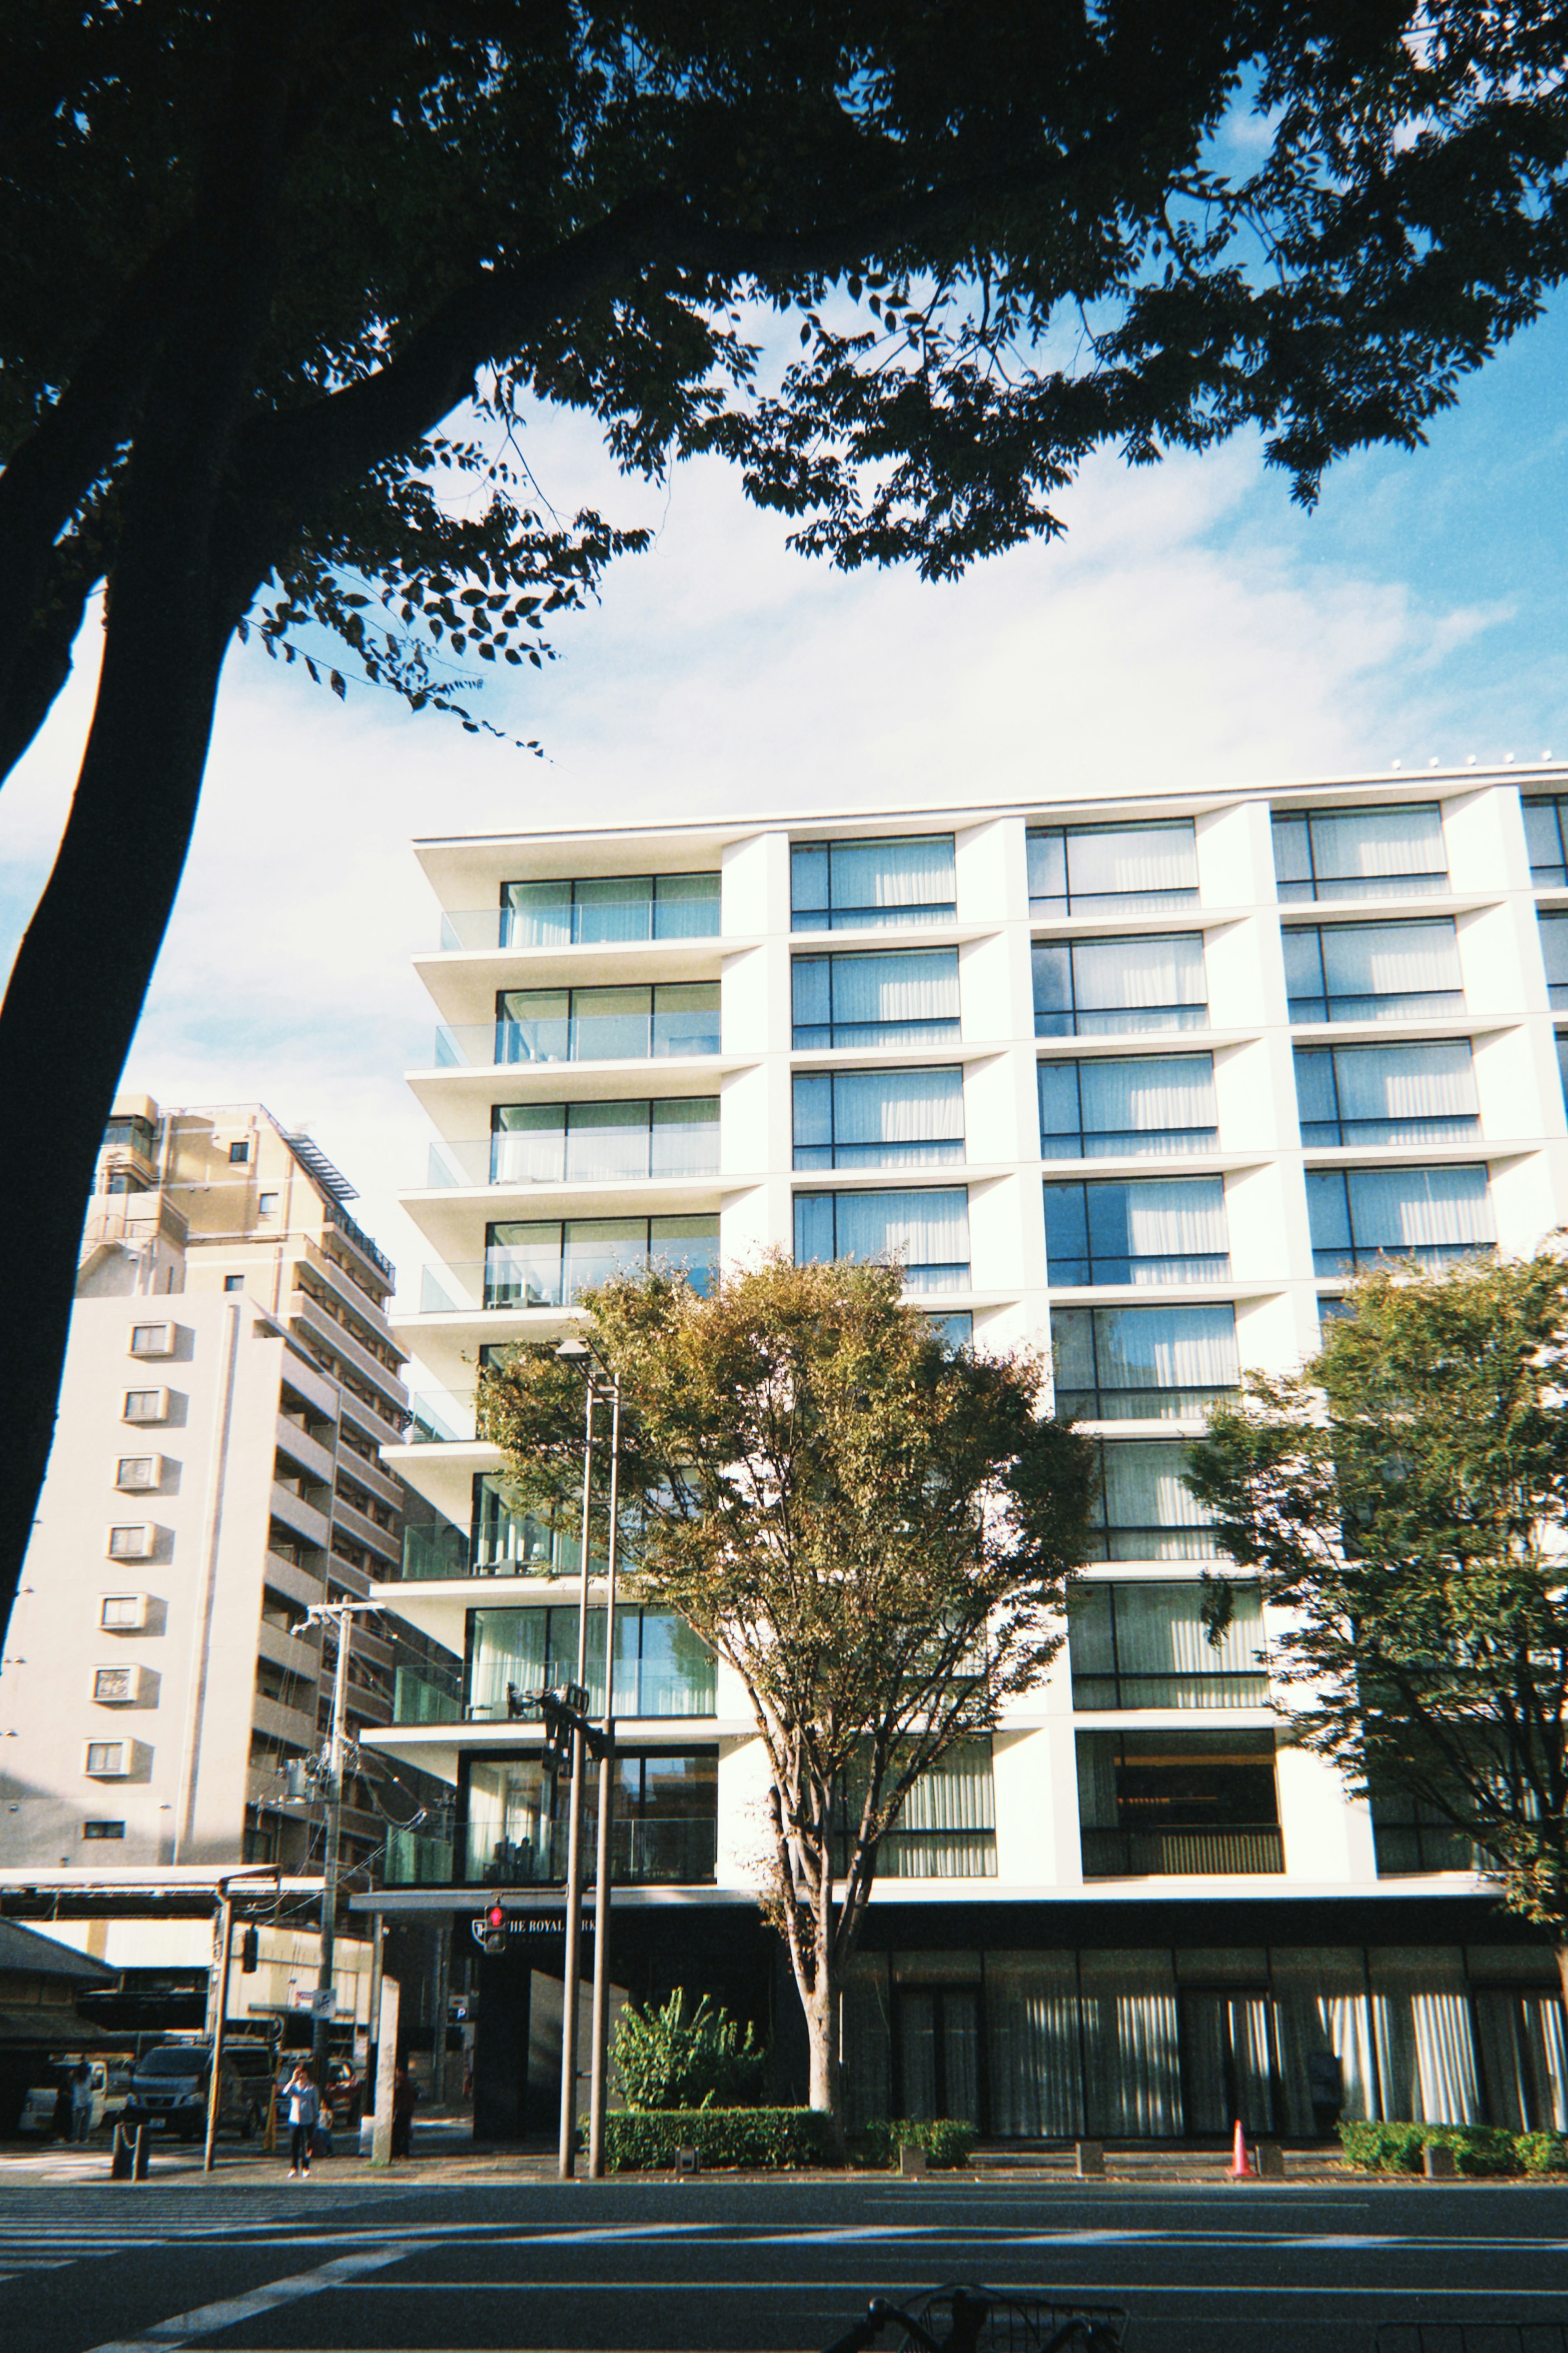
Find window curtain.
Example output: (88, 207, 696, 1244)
(1472, 1990, 1568, 2131)
(1092, 1303, 1238, 1394)
(504, 880, 572, 946)
(468, 1608, 555, 1718)
(1097, 1442, 1219, 1559)
(1318, 919, 1461, 1000)
(1370, 1947, 1481, 2123)
(830, 948, 960, 1029)
(572, 874, 653, 942)
(492, 1103, 567, 1184)
(1309, 805, 1446, 886)
(1118, 1178, 1228, 1262)
(833, 1066, 964, 1145)
(833, 1188, 970, 1274)
(1026, 831, 1067, 902)
(1333, 1042, 1477, 1126)
(649, 1097, 720, 1176)
(1539, 912, 1568, 987)
(1067, 823, 1197, 899)
(1078, 1054, 1216, 1141)
(1110, 1579, 1263, 1689)
(561, 1218, 647, 1300)
(830, 834, 955, 911)
(881, 1739, 996, 1878)
(649, 1215, 719, 1293)
(1345, 1164, 1493, 1251)
(565, 1099, 651, 1181)
(1071, 934, 1207, 1018)
(985, 1952, 1085, 2136)
(842, 1961, 893, 2131)
(1079, 1950, 1185, 2136)
(1523, 799, 1567, 876)
(1270, 1948, 1376, 2132)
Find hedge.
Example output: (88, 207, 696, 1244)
(599, 2107, 838, 2171)
(1339, 2121, 1568, 2175)
(855, 2118, 976, 2170)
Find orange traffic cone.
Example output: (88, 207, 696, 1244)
(1231, 2118, 1251, 2177)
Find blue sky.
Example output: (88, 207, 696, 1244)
(3, 299, 1564, 1305)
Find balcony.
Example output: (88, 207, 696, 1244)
(438, 875, 719, 951)
(467, 1815, 718, 1889)
(1080, 1826, 1285, 1875)
(423, 1113, 719, 1191)
(431, 997, 721, 1071)
(419, 1222, 717, 1315)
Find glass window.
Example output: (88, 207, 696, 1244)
(1272, 803, 1448, 903)
(1369, 1785, 1481, 1875)
(837, 1740, 997, 1878)
(1052, 1303, 1238, 1421)
(1039, 1054, 1217, 1159)
(461, 1748, 717, 1886)
(791, 948, 960, 1050)
(1087, 1439, 1221, 1561)
(1539, 912, 1568, 1010)
(1027, 822, 1198, 918)
(793, 1067, 964, 1169)
(496, 984, 719, 1063)
(501, 872, 719, 945)
(490, 1098, 719, 1185)
(794, 1187, 970, 1291)
(1044, 1175, 1227, 1286)
(791, 835, 956, 931)
(228, 1140, 249, 1164)
(483, 1215, 718, 1306)
(1557, 1035, 1568, 1118)
(1294, 1041, 1479, 1147)
(1033, 935, 1207, 1038)
(466, 1606, 715, 1722)
(1282, 919, 1463, 1024)
(1069, 1579, 1266, 1708)
(927, 1310, 973, 1348)
(1305, 1164, 1494, 1275)
(1524, 796, 1568, 890)
(1076, 1728, 1283, 1875)
(470, 1470, 599, 1577)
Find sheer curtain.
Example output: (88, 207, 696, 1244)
(1093, 1303, 1238, 1396)
(1077, 1055, 1216, 1145)
(833, 1188, 971, 1280)
(1067, 823, 1198, 901)
(884, 1739, 996, 1878)
(1271, 1948, 1377, 2132)
(830, 949, 961, 1035)
(1319, 919, 1462, 1004)
(492, 1104, 567, 1183)
(1080, 1950, 1185, 2136)
(572, 874, 653, 941)
(1370, 1947, 1481, 2123)
(1472, 1989, 1568, 2130)
(985, 1952, 1085, 2137)
(1071, 935, 1207, 1030)
(1345, 1164, 1494, 1251)
(841, 1960, 892, 2131)
(1120, 1177, 1229, 1268)
(830, 835, 956, 912)
(1296, 1042, 1478, 1142)
(565, 1099, 650, 1181)
(504, 880, 572, 946)
(1111, 1579, 1264, 1703)
(834, 1067, 964, 1150)
(1098, 1442, 1219, 1559)
(1309, 805, 1446, 892)
(1538, 912, 1568, 995)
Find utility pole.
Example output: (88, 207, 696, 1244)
(204, 1867, 277, 2173)
(304, 1600, 379, 2075)
(587, 1369, 621, 2179)
(557, 1366, 596, 2179)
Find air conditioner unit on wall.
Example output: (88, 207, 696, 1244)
(92, 1664, 150, 1706)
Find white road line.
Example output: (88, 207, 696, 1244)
(336, 2279, 1568, 2298)
(81, 2243, 410, 2353)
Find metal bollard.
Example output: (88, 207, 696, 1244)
(899, 2142, 927, 2180)
(1076, 2139, 1105, 2177)
(1256, 2142, 1285, 2179)
(1423, 2142, 1458, 2179)
(111, 2122, 148, 2181)
(676, 2146, 699, 2177)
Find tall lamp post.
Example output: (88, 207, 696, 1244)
(554, 1337, 621, 2181)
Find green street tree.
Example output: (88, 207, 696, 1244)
(478, 1254, 1096, 2129)
(4, 4, 1568, 1635)
(1184, 1252, 1568, 2002)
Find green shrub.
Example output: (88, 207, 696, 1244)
(855, 2117, 976, 2170)
(610, 1989, 768, 2111)
(599, 2106, 836, 2172)
(1338, 2120, 1522, 2175)
(1515, 2130, 1568, 2175)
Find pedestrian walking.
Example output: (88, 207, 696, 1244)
(390, 2062, 416, 2159)
(282, 2061, 320, 2178)
(69, 2061, 95, 2143)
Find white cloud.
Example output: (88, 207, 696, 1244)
(0, 415, 1530, 1311)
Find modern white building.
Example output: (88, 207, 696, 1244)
(365, 767, 1568, 2143)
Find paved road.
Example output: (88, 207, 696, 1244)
(2, 2178, 1566, 2353)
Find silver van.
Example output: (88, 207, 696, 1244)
(125, 2041, 274, 2141)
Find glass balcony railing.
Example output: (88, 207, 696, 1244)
(432, 1004, 721, 1067)
(1080, 1826, 1284, 1876)
(407, 1390, 476, 1445)
(420, 1226, 718, 1314)
(424, 1119, 719, 1190)
(439, 878, 720, 951)
(468, 1815, 717, 1888)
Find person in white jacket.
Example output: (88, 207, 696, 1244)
(283, 2063, 321, 2178)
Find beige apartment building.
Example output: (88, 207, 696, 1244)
(0, 1100, 414, 1880)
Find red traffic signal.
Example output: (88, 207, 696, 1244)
(483, 1904, 507, 1954)
(487, 1906, 504, 1929)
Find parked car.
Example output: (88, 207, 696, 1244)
(124, 2040, 276, 2141)
(20, 2058, 112, 2135)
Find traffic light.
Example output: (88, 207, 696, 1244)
(537, 1689, 576, 1778)
(239, 1925, 260, 1974)
(483, 1905, 507, 1956)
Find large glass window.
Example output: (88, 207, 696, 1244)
(501, 872, 719, 945)
(466, 1605, 715, 1721)
(470, 1470, 605, 1577)
(1033, 935, 1207, 1038)
(1539, 912, 1568, 1009)
(1370, 1785, 1481, 1876)
(837, 1740, 997, 1879)
(793, 1068, 963, 1170)
(1051, 1303, 1238, 1420)
(496, 983, 720, 1063)
(792, 948, 960, 1050)
(1294, 1042, 1479, 1148)
(1282, 919, 1463, 1025)
(1077, 1728, 1283, 1875)
(1523, 795, 1568, 890)
(1039, 1055, 1217, 1160)
(488, 1097, 719, 1184)
(1044, 1176, 1228, 1286)
(795, 1188, 970, 1290)
(461, 1748, 717, 1885)
(1086, 1440, 1221, 1561)
(1305, 1164, 1494, 1275)
(791, 836, 956, 931)
(1027, 822, 1198, 919)
(1069, 1579, 1267, 1709)
(483, 1215, 717, 1306)
(1272, 803, 1448, 903)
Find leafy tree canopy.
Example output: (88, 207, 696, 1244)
(479, 1253, 1096, 2121)
(1185, 1253, 1568, 1969)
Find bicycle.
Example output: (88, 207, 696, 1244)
(824, 2283, 1128, 2353)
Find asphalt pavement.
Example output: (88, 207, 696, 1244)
(1, 2174, 1566, 2353)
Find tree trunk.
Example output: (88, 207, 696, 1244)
(1556, 1945, 1568, 2023)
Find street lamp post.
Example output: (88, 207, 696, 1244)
(586, 1369, 621, 2180)
(556, 1352, 597, 2179)
(203, 1866, 278, 2173)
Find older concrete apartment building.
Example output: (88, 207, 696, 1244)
(363, 766, 1568, 2144)
(0, 1101, 413, 1891)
